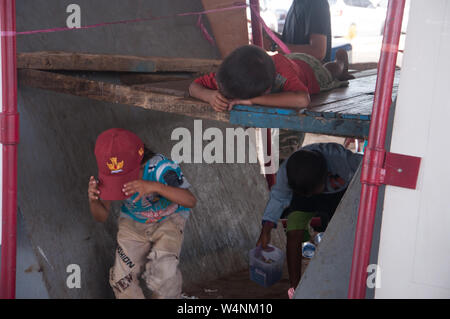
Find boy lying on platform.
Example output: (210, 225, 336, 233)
(189, 45, 353, 112)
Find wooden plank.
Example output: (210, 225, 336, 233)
(230, 104, 369, 138)
(349, 68, 378, 78)
(132, 79, 192, 97)
(17, 51, 221, 74)
(310, 70, 400, 108)
(201, 0, 249, 58)
(119, 73, 193, 85)
(306, 94, 374, 116)
(18, 69, 228, 123)
(17, 67, 399, 138)
(309, 75, 377, 108)
(349, 66, 401, 79)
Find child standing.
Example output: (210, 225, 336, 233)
(88, 128, 196, 299)
(256, 143, 362, 298)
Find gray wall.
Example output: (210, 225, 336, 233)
(16, 0, 285, 298)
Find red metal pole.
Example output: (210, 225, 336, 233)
(348, 0, 405, 299)
(0, 0, 18, 299)
(249, 0, 276, 188)
(249, 0, 263, 46)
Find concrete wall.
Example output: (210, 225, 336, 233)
(16, 0, 285, 298)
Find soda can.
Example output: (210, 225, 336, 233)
(314, 232, 324, 246)
(301, 242, 316, 259)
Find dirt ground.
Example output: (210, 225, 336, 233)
(183, 259, 313, 299)
(183, 265, 291, 299)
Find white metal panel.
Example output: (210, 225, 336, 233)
(375, 0, 450, 298)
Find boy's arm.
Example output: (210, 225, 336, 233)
(123, 180, 196, 209)
(262, 161, 293, 225)
(89, 199, 111, 223)
(88, 176, 111, 222)
(257, 161, 293, 248)
(152, 184, 197, 209)
(189, 81, 230, 112)
(230, 91, 310, 110)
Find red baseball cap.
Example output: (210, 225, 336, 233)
(94, 128, 144, 200)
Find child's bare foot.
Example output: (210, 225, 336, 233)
(335, 49, 355, 81)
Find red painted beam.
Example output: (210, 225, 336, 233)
(249, 0, 263, 47)
(249, 0, 276, 188)
(0, 0, 19, 299)
(348, 0, 405, 299)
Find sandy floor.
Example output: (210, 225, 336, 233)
(183, 258, 312, 299)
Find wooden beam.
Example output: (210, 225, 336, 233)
(230, 105, 369, 138)
(18, 69, 228, 122)
(17, 51, 221, 74)
(131, 79, 193, 97)
(119, 73, 193, 85)
(201, 0, 249, 58)
(18, 68, 392, 138)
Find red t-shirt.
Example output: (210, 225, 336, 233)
(194, 53, 320, 95)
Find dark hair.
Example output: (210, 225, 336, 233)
(141, 145, 155, 165)
(216, 45, 276, 99)
(286, 150, 328, 197)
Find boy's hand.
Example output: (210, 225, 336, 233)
(88, 176, 100, 201)
(122, 180, 160, 203)
(207, 90, 230, 112)
(256, 222, 274, 249)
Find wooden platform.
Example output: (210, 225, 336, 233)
(230, 70, 400, 138)
(17, 52, 400, 138)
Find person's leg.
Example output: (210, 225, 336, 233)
(324, 48, 355, 81)
(109, 217, 151, 299)
(286, 211, 315, 290)
(286, 229, 305, 289)
(279, 129, 305, 163)
(142, 213, 187, 299)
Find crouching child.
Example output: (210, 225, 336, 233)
(256, 143, 362, 298)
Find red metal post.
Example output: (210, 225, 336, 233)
(249, 0, 276, 188)
(249, 0, 263, 46)
(0, 0, 19, 299)
(348, 0, 405, 299)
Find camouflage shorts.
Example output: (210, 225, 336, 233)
(279, 129, 305, 162)
(286, 53, 349, 92)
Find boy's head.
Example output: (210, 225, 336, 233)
(94, 128, 144, 200)
(286, 150, 328, 197)
(216, 45, 276, 99)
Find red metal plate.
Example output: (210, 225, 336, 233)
(383, 152, 421, 189)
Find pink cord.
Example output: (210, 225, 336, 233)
(288, 287, 295, 299)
